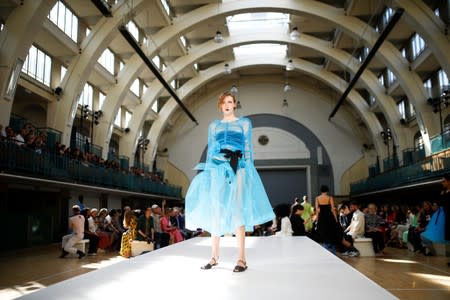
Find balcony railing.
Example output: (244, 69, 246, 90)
(0, 141, 181, 198)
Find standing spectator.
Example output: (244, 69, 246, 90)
(60, 205, 86, 259)
(301, 196, 314, 232)
(365, 204, 385, 255)
(119, 210, 137, 258)
(136, 207, 154, 242)
(315, 185, 339, 254)
(290, 204, 306, 236)
(81, 208, 99, 255)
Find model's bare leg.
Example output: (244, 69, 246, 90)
(236, 225, 246, 267)
(211, 236, 220, 261)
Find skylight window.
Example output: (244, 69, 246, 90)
(234, 43, 287, 58)
(226, 12, 289, 35)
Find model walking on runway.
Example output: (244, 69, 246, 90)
(185, 91, 275, 272)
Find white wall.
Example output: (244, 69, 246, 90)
(163, 82, 363, 195)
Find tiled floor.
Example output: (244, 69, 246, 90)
(0, 240, 448, 300)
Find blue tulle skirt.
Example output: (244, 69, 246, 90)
(185, 156, 275, 236)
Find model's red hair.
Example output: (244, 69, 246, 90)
(217, 91, 236, 110)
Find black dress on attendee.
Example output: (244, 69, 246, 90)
(317, 202, 339, 244)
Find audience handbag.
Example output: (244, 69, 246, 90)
(131, 240, 154, 257)
(421, 207, 446, 243)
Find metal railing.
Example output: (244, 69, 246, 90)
(0, 141, 182, 198)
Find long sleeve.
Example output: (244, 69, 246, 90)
(205, 121, 217, 164)
(242, 118, 253, 163)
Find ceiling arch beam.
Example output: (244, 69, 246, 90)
(135, 56, 386, 168)
(109, 31, 406, 162)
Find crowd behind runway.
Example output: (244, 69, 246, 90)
(60, 201, 202, 259)
(60, 180, 449, 262)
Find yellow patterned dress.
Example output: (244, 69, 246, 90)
(119, 217, 137, 258)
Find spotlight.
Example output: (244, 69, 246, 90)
(289, 26, 300, 40)
(214, 31, 224, 43)
(54, 86, 63, 96)
(236, 100, 242, 109)
(230, 84, 238, 94)
(282, 99, 289, 107)
(286, 59, 294, 71)
(124, 128, 130, 133)
(224, 63, 231, 74)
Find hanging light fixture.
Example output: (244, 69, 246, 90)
(290, 26, 300, 40)
(230, 84, 238, 94)
(214, 31, 224, 43)
(286, 59, 294, 71)
(284, 82, 291, 92)
(282, 99, 289, 107)
(236, 100, 242, 109)
(224, 63, 231, 74)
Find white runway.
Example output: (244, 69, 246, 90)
(18, 237, 396, 300)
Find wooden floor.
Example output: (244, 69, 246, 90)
(0, 241, 448, 300)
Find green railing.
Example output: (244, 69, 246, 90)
(0, 141, 182, 198)
(351, 149, 450, 195)
(430, 131, 450, 154)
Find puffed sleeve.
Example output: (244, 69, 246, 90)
(243, 118, 253, 163)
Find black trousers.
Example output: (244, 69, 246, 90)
(83, 233, 99, 254)
(366, 231, 385, 253)
(154, 232, 170, 249)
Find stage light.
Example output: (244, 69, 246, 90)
(290, 27, 300, 40)
(214, 31, 224, 43)
(286, 59, 294, 71)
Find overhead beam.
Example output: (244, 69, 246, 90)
(328, 8, 404, 120)
(91, 0, 113, 17)
(118, 25, 198, 125)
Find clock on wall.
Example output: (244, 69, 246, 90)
(258, 135, 269, 146)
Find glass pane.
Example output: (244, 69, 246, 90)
(22, 54, 29, 73)
(125, 111, 132, 127)
(65, 9, 72, 35)
(36, 50, 45, 82)
(130, 79, 140, 96)
(71, 15, 78, 42)
(49, 2, 58, 24)
(44, 55, 52, 86)
(115, 107, 121, 127)
(28, 46, 37, 77)
(57, 1, 65, 29)
(151, 100, 158, 112)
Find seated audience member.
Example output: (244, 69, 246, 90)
(96, 208, 113, 250)
(152, 204, 170, 249)
(161, 207, 184, 243)
(5, 126, 15, 142)
(341, 201, 365, 257)
(60, 205, 86, 259)
(0, 124, 6, 141)
(81, 208, 99, 255)
(15, 127, 28, 147)
(290, 204, 306, 236)
(365, 203, 385, 255)
(104, 209, 123, 251)
(338, 202, 351, 230)
(137, 207, 154, 242)
(409, 201, 433, 252)
(120, 210, 137, 258)
(274, 204, 293, 237)
(396, 207, 418, 248)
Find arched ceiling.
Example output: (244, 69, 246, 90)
(1, 0, 448, 164)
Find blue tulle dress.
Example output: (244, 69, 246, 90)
(185, 117, 275, 236)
